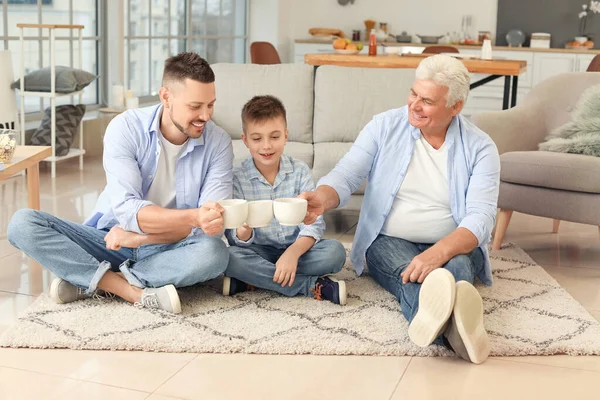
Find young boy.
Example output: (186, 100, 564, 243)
(223, 95, 348, 305)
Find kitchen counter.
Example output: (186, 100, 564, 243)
(295, 38, 600, 55)
(305, 53, 526, 75)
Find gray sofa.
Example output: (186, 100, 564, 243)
(211, 63, 416, 212)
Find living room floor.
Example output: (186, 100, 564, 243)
(1, 158, 599, 400)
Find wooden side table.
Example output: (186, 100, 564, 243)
(0, 146, 52, 209)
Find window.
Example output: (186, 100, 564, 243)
(1, 0, 100, 114)
(129, 61, 137, 81)
(124, 0, 247, 98)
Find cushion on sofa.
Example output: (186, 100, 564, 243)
(211, 63, 314, 143)
(313, 66, 415, 143)
(30, 104, 86, 156)
(12, 66, 97, 94)
(500, 151, 600, 194)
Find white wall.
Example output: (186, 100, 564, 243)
(250, 0, 498, 62)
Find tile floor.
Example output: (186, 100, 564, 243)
(0, 158, 599, 399)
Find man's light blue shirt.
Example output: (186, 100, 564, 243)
(84, 104, 234, 234)
(318, 106, 500, 285)
(225, 154, 325, 248)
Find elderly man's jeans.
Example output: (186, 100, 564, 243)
(7, 209, 229, 295)
(366, 234, 484, 344)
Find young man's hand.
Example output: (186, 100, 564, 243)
(196, 201, 225, 236)
(236, 223, 253, 241)
(274, 250, 299, 287)
(104, 226, 143, 250)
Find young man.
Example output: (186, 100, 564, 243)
(8, 52, 233, 314)
(223, 95, 348, 305)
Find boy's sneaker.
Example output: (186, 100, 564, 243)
(136, 285, 181, 314)
(444, 281, 490, 364)
(408, 268, 456, 347)
(311, 276, 347, 305)
(49, 277, 106, 304)
(222, 276, 255, 296)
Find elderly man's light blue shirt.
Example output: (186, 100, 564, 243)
(84, 104, 234, 234)
(318, 106, 500, 285)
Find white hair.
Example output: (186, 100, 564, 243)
(415, 54, 470, 107)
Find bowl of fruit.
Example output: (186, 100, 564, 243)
(566, 39, 594, 49)
(333, 37, 363, 54)
(0, 129, 17, 163)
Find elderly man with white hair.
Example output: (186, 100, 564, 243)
(300, 55, 500, 364)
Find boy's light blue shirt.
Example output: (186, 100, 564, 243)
(226, 154, 325, 248)
(318, 106, 500, 285)
(84, 104, 234, 234)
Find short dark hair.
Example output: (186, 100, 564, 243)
(241, 95, 287, 132)
(162, 52, 215, 85)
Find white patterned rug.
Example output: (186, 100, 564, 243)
(2, 243, 600, 356)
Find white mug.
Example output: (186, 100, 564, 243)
(246, 200, 274, 228)
(218, 199, 248, 229)
(273, 198, 308, 226)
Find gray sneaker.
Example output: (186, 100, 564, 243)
(136, 285, 181, 314)
(49, 277, 106, 304)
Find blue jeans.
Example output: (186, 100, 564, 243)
(225, 239, 347, 297)
(7, 209, 229, 295)
(366, 234, 484, 329)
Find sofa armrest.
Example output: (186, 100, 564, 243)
(471, 104, 548, 155)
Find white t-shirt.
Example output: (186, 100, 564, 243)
(145, 131, 187, 209)
(380, 135, 457, 243)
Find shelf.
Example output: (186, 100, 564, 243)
(18, 90, 84, 98)
(42, 148, 86, 163)
(16, 24, 84, 30)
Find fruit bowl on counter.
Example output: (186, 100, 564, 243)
(333, 37, 363, 54)
(334, 49, 360, 55)
(0, 130, 17, 163)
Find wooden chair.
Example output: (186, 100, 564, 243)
(586, 54, 600, 72)
(422, 46, 459, 54)
(250, 42, 281, 65)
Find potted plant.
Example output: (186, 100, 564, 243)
(577, 1, 600, 43)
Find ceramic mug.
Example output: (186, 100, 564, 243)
(218, 199, 248, 229)
(273, 198, 308, 226)
(246, 200, 274, 228)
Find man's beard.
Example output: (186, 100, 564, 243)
(169, 107, 205, 138)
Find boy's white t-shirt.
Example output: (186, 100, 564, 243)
(145, 131, 187, 209)
(380, 135, 458, 243)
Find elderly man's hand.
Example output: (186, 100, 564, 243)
(297, 191, 324, 225)
(401, 249, 445, 284)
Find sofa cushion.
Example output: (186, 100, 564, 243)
(313, 142, 366, 195)
(12, 66, 97, 94)
(500, 151, 600, 194)
(232, 140, 314, 169)
(313, 66, 415, 143)
(30, 104, 86, 156)
(211, 63, 314, 143)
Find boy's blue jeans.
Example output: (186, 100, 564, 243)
(225, 239, 347, 296)
(7, 209, 229, 295)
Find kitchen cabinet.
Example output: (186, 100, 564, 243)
(532, 53, 577, 84)
(575, 53, 597, 72)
